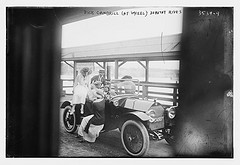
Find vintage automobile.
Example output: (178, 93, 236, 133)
(60, 79, 177, 157)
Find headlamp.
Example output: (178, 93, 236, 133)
(167, 107, 176, 119)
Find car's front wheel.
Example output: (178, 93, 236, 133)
(63, 105, 77, 133)
(121, 120, 149, 157)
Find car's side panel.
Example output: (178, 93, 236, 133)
(131, 100, 154, 112)
(60, 101, 71, 108)
(126, 111, 151, 121)
(113, 96, 155, 112)
(124, 99, 154, 112)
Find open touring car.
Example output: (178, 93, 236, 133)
(61, 79, 177, 157)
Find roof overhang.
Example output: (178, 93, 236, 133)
(62, 33, 181, 62)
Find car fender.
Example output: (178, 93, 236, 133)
(60, 101, 71, 109)
(126, 111, 151, 121)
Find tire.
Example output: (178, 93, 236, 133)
(63, 105, 77, 133)
(121, 120, 149, 157)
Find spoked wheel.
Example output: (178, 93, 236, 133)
(121, 120, 149, 157)
(63, 105, 77, 133)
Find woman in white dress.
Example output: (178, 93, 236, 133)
(71, 67, 92, 114)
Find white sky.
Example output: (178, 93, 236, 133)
(62, 7, 183, 48)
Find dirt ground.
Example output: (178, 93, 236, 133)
(58, 108, 175, 158)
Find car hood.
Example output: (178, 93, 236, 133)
(124, 99, 154, 112)
(112, 95, 159, 112)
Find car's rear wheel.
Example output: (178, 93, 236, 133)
(121, 120, 149, 157)
(63, 105, 77, 133)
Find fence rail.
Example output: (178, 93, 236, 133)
(138, 81, 178, 106)
(61, 79, 179, 106)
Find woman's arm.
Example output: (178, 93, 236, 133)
(87, 76, 91, 89)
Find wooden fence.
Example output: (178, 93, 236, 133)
(60, 79, 179, 106)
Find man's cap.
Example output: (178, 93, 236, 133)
(121, 75, 132, 79)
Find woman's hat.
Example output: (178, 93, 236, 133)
(80, 67, 92, 75)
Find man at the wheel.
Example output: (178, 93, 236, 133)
(117, 75, 136, 94)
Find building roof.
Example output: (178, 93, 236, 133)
(62, 33, 181, 62)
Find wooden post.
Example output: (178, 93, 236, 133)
(115, 60, 118, 79)
(107, 64, 111, 80)
(103, 62, 106, 70)
(173, 88, 177, 106)
(73, 61, 77, 95)
(142, 85, 148, 99)
(145, 60, 149, 98)
(145, 60, 149, 82)
(73, 61, 76, 78)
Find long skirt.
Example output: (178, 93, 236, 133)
(72, 85, 88, 104)
(77, 115, 104, 143)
